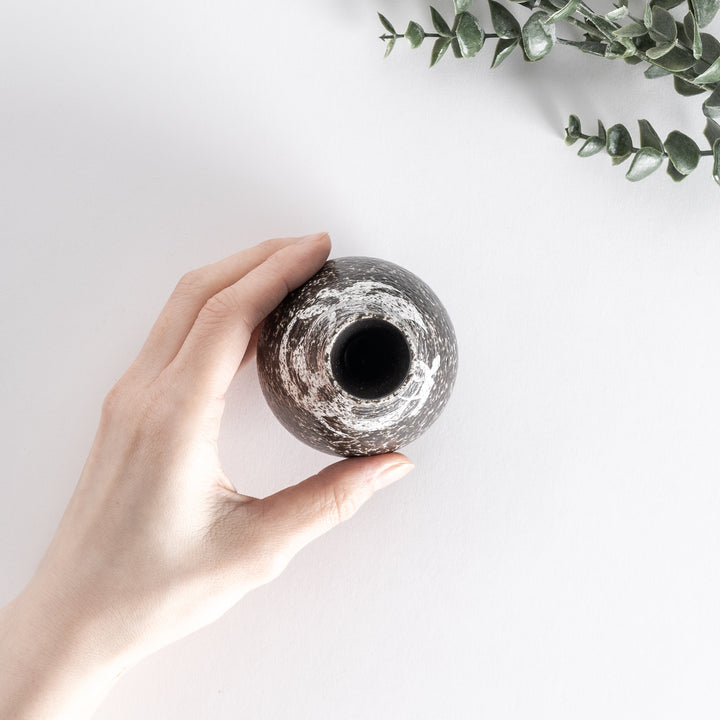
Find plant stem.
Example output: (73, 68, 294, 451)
(575, 131, 714, 156)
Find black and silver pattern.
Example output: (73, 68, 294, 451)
(257, 256, 458, 456)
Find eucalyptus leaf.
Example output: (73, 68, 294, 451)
(713, 138, 720, 185)
(626, 147, 664, 180)
(597, 120, 607, 142)
(451, 38, 463, 57)
(689, 12, 703, 58)
(455, 12, 486, 56)
(522, 12, 556, 61)
(564, 39, 607, 55)
(649, 46, 696, 70)
(565, 114, 582, 144)
(614, 21, 648, 37)
(701, 33, 720, 64)
(644, 63, 673, 77)
(384, 36, 396, 57)
(689, 0, 720, 27)
(666, 160, 689, 180)
(430, 6, 453, 36)
(430, 36, 452, 65)
(489, 0, 521, 39)
(649, 0, 685, 9)
(406, 21, 426, 48)
(378, 13, 397, 35)
(646, 41, 677, 59)
(695, 55, 720, 82)
(644, 2, 653, 27)
(542, 0, 580, 25)
(454, 0, 474, 12)
(704, 117, 720, 147)
(491, 37, 519, 67)
(606, 40, 636, 58)
(624, 55, 644, 64)
(702, 86, 720, 117)
(665, 130, 701, 173)
(648, 6, 677, 44)
(638, 119, 664, 151)
(606, 123, 634, 164)
(606, 5, 629, 20)
(578, 136, 606, 156)
(674, 75, 706, 95)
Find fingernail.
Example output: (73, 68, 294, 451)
(374, 461, 414, 490)
(298, 232, 330, 244)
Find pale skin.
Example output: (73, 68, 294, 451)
(0, 232, 413, 719)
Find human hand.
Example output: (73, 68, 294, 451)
(0, 233, 413, 719)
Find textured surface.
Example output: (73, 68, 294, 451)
(257, 257, 458, 456)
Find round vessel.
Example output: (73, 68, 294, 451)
(256, 256, 458, 456)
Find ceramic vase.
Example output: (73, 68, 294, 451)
(256, 256, 458, 456)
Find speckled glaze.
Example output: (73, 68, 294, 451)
(256, 256, 458, 457)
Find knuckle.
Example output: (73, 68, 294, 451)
(200, 289, 239, 323)
(101, 380, 133, 420)
(174, 268, 208, 296)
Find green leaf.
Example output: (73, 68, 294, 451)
(521, 12, 556, 61)
(644, 2, 653, 27)
(626, 147, 664, 180)
(644, 63, 672, 77)
(695, 55, 720, 82)
(704, 118, 720, 147)
(488, 0, 521, 38)
(456, 12, 486, 56)
(378, 13, 396, 35)
(564, 39, 607, 55)
(430, 36, 452, 65)
(578, 136, 605, 156)
(384, 36, 396, 57)
(649, 46, 696, 70)
(430, 6, 453, 36)
(638, 119, 664, 151)
(406, 21, 426, 48)
(542, 0, 580, 25)
(565, 114, 582, 144)
(451, 38, 463, 57)
(491, 37, 519, 66)
(646, 41, 677, 58)
(606, 5, 629, 21)
(688, 12, 703, 58)
(689, 0, 720, 27)
(650, 0, 685, 9)
(454, 0, 474, 11)
(703, 86, 720, 117)
(606, 124, 634, 164)
(713, 138, 720, 185)
(614, 21, 648, 37)
(701, 33, 720, 64)
(665, 130, 701, 173)
(667, 160, 688, 181)
(674, 76, 706, 95)
(597, 120, 607, 142)
(647, 6, 677, 43)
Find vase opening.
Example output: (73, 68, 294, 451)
(330, 318, 411, 400)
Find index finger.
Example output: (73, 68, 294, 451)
(164, 232, 331, 402)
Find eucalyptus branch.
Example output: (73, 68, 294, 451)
(378, 0, 720, 186)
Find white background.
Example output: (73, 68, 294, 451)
(2, 1, 720, 718)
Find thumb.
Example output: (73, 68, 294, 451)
(257, 453, 414, 558)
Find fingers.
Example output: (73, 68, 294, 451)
(165, 232, 331, 402)
(253, 453, 414, 561)
(130, 235, 321, 382)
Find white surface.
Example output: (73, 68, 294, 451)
(2, 1, 720, 718)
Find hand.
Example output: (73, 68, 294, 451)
(0, 232, 413, 720)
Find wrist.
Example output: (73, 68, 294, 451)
(0, 577, 136, 720)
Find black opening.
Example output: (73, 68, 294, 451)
(330, 318, 411, 400)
